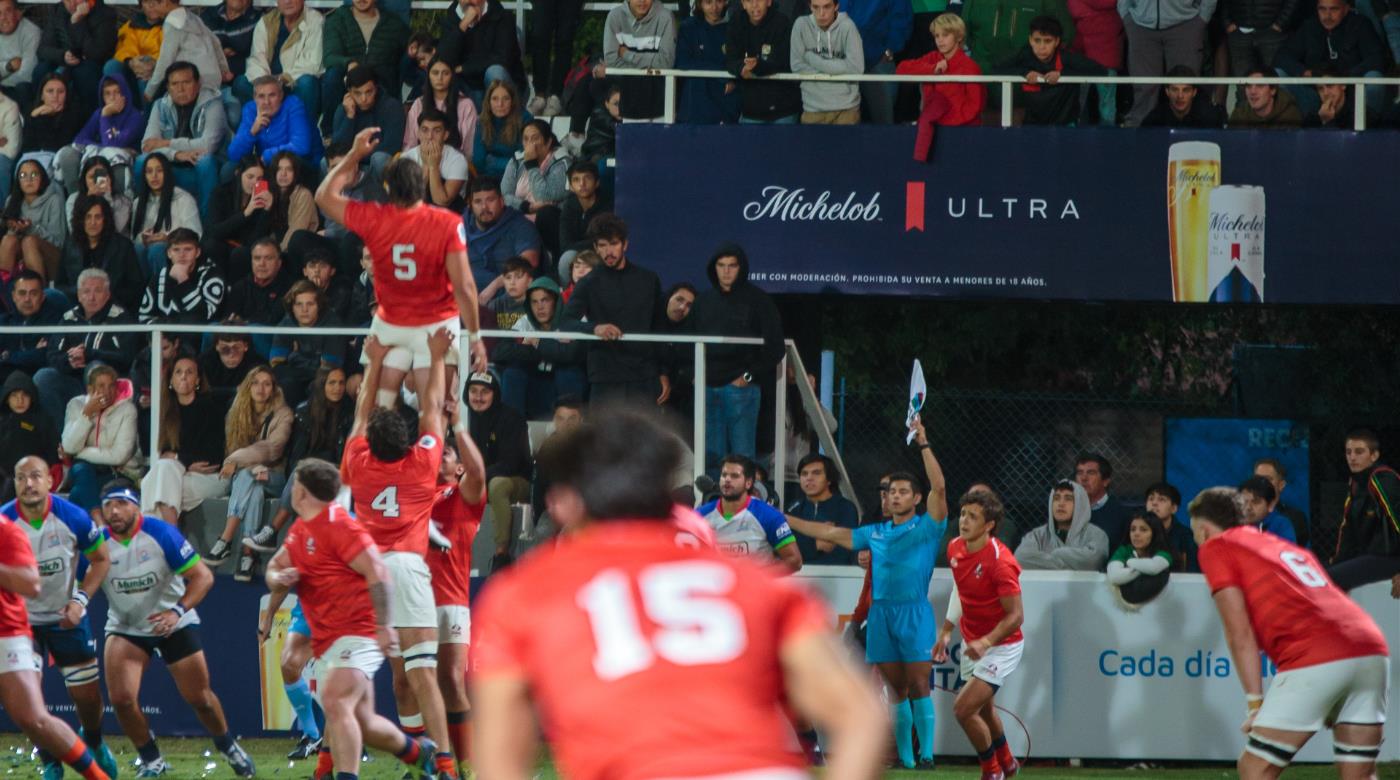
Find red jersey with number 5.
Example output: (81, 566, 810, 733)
(472, 521, 829, 780)
(427, 484, 484, 607)
(1198, 526, 1388, 671)
(947, 536, 1023, 645)
(342, 433, 443, 557)
(0, 519, 35, 638)
(343, 200, 465, 326)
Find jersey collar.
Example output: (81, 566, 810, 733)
(111, 516, 144, 547)
(20, 495, 52, 528)
(721, 494, 751, 520)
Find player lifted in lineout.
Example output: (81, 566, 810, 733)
(472, 408, 890, 780)
(1192, 487, 1390, 780)
(316, 126, 489, 408)
(935, 488, 1025, 780)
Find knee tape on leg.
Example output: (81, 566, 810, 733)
(403, 642, 438, 672)
(1246, 732, 1298, 768)
(399, 713, 424, 729)
(382, 347, 414, 373)
(376, 389, 399, 409)
(62, 660, 100, 688)
(1334, 741, 1382, 763)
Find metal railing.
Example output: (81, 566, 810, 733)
(0, 321, 842, 502)
(610, 66, 1399, 131)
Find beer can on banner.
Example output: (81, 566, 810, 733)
(1207, 186, 1265, 303)
(1166, 142, 1222, 303)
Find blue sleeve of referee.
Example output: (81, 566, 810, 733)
(850, 523, 874, 551)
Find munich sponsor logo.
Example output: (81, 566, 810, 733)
(37, 557, 64, 576)
(112, 573, 158, 593)
(742, 186, 882, 223)
(719, 541, 750, 555)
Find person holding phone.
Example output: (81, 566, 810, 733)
(0, 159, 66, 282)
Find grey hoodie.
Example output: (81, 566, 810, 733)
(21, 185, 67, 248)
(1016, 481, 1109, 571)
(789, 12, 864, 112)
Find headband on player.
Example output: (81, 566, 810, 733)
(100, 487, 141, 507)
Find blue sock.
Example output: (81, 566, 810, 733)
(284, 679, 321, 741)
(910, 696, 935, 763)
(312, 696, 326, 734)
(212, 732, 235, 753)
(892, 699, 915, 768)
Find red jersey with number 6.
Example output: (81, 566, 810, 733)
(472, 521, 829, 780)
(1198, 525, 1388, 671)
(342, 433, 443, 557)
(343, 200, 465, 327)
(0, 519, 35, 638)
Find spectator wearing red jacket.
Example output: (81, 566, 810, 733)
(1067, 0, 1122, 123)
(895, 13, 984, 162)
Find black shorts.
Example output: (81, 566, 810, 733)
(109, 626, 203, 664)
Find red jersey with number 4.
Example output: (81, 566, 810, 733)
(947, 536, 1023, 645)
(343, 200, 465, 327)
(283, 504, 379, 657)
(472, 521, 829, 780)
(342, 433, 443, 557)
(428, 484, 484, 607)
(0, 520, 35, 638)
(1199, 526, 1388, 671)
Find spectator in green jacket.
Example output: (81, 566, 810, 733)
(960, 0, 1075, 79)
(320, 0, 408, 132)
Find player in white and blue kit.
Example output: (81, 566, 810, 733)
(95, 484, 256, 778)
(699, 455, 803, 573)
(2, 456, 118, 780)
(784, 415, 949, 770)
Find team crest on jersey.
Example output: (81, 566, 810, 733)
(419, 435, 437, 449)
(138, 548, 152, 564)
(5, 650, 17, 666)
(450, 623, 464, 639)
(950, 557, 959, 568)
(42, 532, 62, 549)
(306, 537, 316, 555)
(973, 563, 984, 579)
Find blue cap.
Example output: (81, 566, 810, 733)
(100, 486, 140, 506)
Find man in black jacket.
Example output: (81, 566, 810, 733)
(1141, 66, 1227, 126)
(997, 16, 1107, 126)
(36, 0, 117, 113)
(725, 0, 801, 123)
(33, 268, 136, 432)
(437, 0, 526, 96)
(559, 213, 671, 406)
(1327, 428, 1400, 593)
(1223, 0, 1296, 74)
(0, 270, 66, 385)
(689, 243, 783, 474)
(1273, 0, 1386, 117)
(465, 370, 532, 570)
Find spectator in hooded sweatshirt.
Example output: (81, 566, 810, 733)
(791, 0, 864, 124)
(1119, 0, 1214, 126)
(493, 276, 586, 420)
(896, 14, 983, 162)
(689, 243, 784, 473)
(464, 369, 532, 571)
(1273, 0, 1385, 118)
(726, 0, 802, 123)
(1067, 0, 1122, 123)
(56, 75, 144, 192)
(676, 0, 740, 124)
(604, 0, 677, 120)
(0, 270, 66, 384)
(843, 0, 910, 124)
(1228, 68, 1301, 127)
(0, 370, 59, 500)
(997, 16, 1106, 125)
(1016, 479, 1109, 571)
(1140, 65, 1226, 126)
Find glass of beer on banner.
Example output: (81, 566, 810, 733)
(1207, 185, 1266, 303)
(1167, 142, 1222, 302)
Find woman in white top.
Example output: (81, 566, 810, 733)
(130, 152, 201, 277)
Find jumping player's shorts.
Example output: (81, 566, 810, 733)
(319, 635, 385, 680)
(109, 625, 203, 664)
(1254, 654, 1390, 732)
(31, 621, 98, 666)
(865, 599, 936, 664)
(960, 639, 1024, 689)
(0, 634, 40, 673)
(436, 604, 470, 645)
(364, 315, 460, 372)
(289, 601, 311, 638)
(384, 552, 437, 629)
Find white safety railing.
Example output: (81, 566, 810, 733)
(0, 322, 835, 502)
(610, 66, 1399, 131)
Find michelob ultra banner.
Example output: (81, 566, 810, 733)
(618, 125, 1397, 304)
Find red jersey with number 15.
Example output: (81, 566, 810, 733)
(472, 521, 829, 780)
(947, 536, 1023, 645)
(343, 200, 465, 327)
(342, 433, 443, 557)
(1198, 526, 1388, 671)
(427, 484, 484, 607)
(282, 504, 379, 657)
(0, 519, 35, 638)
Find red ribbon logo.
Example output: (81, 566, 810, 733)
(906, 181, 925, 232)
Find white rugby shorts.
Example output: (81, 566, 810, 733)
(960, 639, 1024, 688)
(1254, 654, 1390, 732)
(364, 315, 460, 371)
(384, 552, 437, 629)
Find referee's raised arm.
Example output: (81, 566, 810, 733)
(911, 414, 948, 520)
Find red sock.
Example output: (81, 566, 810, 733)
(59, 740, 109, 780)
(396, 735, 421, 766)
(402, 723, 426, 738)
(993, 736, 1015, 769)
(977, 746, 999, 775)
(447, 711, 471, 764)
(434, 753, 458, 775)
(314, 747, 334, 777)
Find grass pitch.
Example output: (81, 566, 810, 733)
(1, 736, 1395, 778)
